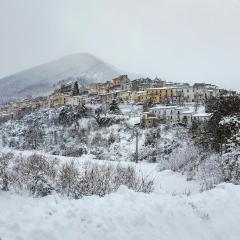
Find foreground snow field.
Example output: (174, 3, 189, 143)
(1, 184, 240, 240)
(1, 163, 240, 240)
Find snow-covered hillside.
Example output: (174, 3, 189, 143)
(1, 101, 240, 240)
(0, 53, 139, 102)
(0, 103, 225, 191)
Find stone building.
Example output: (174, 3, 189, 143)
(48, 92, 69, 108)
(193, 83, 220, 102)
(140, 112, 158, 128)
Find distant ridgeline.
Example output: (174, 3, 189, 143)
(0, 53, 135, 101)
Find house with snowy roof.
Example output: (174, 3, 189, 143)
(149, 105, 212, 125)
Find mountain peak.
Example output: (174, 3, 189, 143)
(57, 52, 103, 63)
(0, 53, 139, 103)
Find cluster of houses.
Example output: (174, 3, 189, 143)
(0, 74, 233, 125)
(0, 82, 86, 123)
(140, 106, 212, 128)
(89, 75, 224, 127)
(89, 75, 221, 104)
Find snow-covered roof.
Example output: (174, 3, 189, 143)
(146, 87, 169, 90)
(147, 116, 157, 119)
(192, 113, 212, 117)
(169, 86, 192, 89)
(63, 81, 73, 86)
(150, 106, 176, 110)
(182, 110, 195, 114)
(113, 90, 125, 93)
(175, 107, 188, 110)
(0, 113, 10, 116)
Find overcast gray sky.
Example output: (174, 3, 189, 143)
(0, 0, 240, 90)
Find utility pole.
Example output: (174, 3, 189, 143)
(134, 123, 140, 163)
(135, 129, 139, 163)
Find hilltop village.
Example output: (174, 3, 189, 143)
(0, 75, 236, 126)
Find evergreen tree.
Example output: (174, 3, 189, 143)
(109, 99, 120, 113)
(72, 81, 80, 96)
(23, 124, 44, 150)
(148, 100, 154, 108)
(193, 96, 240, 153)
(1, 134, 7, 147)
(182, 116, 188, 126)
(143, 103, 149, 112)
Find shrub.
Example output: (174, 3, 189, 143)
(221, 153, 240, 184)
(13, 154, 58, 197)
(158, 142, 224, 190)
(57, 161, 154, 199)
(197, 154, 223, 190)
(57, 161, 81, 198)
(114, 164, 154, 193)
(0, 152, 14, 191)
(61, 146, 87, 157)
(158, 143, 201, 172)
(1, 152, 154, 198)
(144, 128, 161, 147)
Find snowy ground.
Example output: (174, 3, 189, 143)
(0, 103, 239, 240)
(1, 181, 240, 240)
(1, 152, 240, 240)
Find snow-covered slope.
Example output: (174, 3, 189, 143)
(1, 168, 239, 240)
(0, 53, 138, 102)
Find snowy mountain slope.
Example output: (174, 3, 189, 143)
(0, 53, 139, 102)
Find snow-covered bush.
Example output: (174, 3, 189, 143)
(144, 128, 161, 147)
(0, 152, 14, 191)
(158, 142, 200, 172)
(0, 152, 154, 198)
(114, 164, 154, 193)
(13, 154, 58, 197)
(94, 114, 127, 127)
(22, 124, 45, 150)
(61, 145, 87, 157)
(221, 153, 240, 184)
(57, 161, 80, 198)
(196, 154, 223, 190)
(138, 126, 182, 163)
(57, 161, 154, 199)
(158, 142, 223, 189)
(139, 146, 157, 163)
